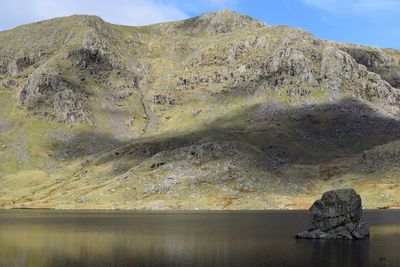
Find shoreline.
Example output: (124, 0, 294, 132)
(1, 208, 399, 212)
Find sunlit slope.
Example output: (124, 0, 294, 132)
(0, 10, 400, 209)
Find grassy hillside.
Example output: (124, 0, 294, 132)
(0, 10, 400, 209)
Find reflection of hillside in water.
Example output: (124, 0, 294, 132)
(0, 210, 399, 267)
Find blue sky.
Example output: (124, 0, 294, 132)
(0, 0, 399, 49)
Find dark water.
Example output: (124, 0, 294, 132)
(0, 210, 399, 267)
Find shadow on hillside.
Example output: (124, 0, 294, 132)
(50, 98, 400, 172)
(52, 131, 127, 160)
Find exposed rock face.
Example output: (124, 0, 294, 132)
(71, 48, 111, 70)
(20, 69, 65, 103)
(265, 48, 318, 87)
(20, 67, 90, 124)
(321, 46, 367, 94)
(185, 9, 264, 34)
(296, 189, 369, 239)
(354, 72, 400, 110)
(343, 47, 388, 70)
(379, 67, 400, 89)
(320, 46, 400, 112)
(153, 94, 175, 105)
(49, 89, 90, 124)
(341, 46, 400, 89)
(8, 55, 35, 75)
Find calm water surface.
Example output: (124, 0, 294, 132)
(0, 210, 399, 267)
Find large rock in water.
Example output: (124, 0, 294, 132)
(296, 189, 369, 239)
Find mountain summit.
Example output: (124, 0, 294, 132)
(182, 9, 265, 33)
(0, 12, 399, 209)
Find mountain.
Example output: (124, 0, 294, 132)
(0, 10, 399, 209)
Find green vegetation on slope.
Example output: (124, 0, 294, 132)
(0, 10, 400, 209)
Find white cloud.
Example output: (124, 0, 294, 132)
(0, 0, 244, 31)
(0, 0, 189, 30)
(301, 0, 400, 14)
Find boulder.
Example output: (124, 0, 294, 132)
(296, 189, 369, 239)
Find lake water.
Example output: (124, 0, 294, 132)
(0, 210, 399, 267)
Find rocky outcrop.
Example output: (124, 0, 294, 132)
(342, 47, 388, 70)
(153, 94, 175, 105)
(80, 16, 124, 70)
(321, 46, 400, 113)
(354, 72, 400, 111)
(378, 66, 400, 89)
(363, 140, 400, 170)
(8, 55, 36, 75)
(321, 46, 367, 94)
(184, 9, 264, 34)
(20, 67, 90, 124)
(70, 48, 112, 71)
(0, 58, 7, 77)
(20, 69, 65, 103)
(341, 47, 400, 88)
(296, 189, 369, 239)
(264, 48, 318, 87)
(49, 89, 90, 124)
(1, 79, 18, 90)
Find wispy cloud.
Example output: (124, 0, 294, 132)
(300, 0, 400, 15)
(0, 0, 190, 30)
(0, 0, 243, 31)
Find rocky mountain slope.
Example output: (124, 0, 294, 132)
(0, 10, 399, 209)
